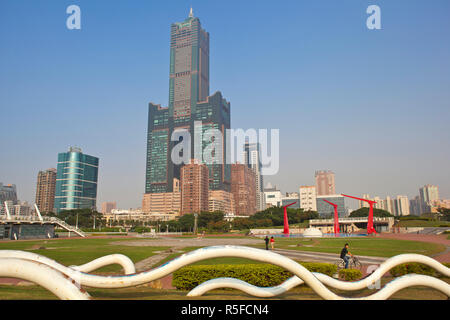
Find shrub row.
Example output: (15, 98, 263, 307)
(172, 262, 337, 290)
(390, 262, 450, 278)
(338, 269, 363, 281)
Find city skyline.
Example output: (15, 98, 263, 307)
(1, 1, 450, 209)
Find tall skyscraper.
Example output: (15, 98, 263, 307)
(145, 10, 231, 197)
(315, 170, 336, 196)
(54, 147, 99, 213)
(243, 142, 264, 212)
(35, 168, 57, 213)
(180, 160, 209, 215)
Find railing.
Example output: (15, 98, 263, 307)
(310, 217, 393, 224)
(0, 215, 86, 238)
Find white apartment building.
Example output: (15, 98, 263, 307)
(395, 195, 410, 216)
(299, 186, 317, 211)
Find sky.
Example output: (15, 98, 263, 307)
(1, 0, 449, 210)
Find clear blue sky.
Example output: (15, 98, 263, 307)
(1, 0, 449, 209)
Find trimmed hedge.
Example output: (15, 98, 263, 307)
(390, 262, 450, 278)
(339, 269, 362, 281)
(172, 262, 337, 290)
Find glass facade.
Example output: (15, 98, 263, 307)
(145, 12, 231, 195)
(316, 196, 346, 218)
(54, 148, 99, 213)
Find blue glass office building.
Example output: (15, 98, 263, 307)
(316, 195, 346, 218)
(54, 147, 99, 213)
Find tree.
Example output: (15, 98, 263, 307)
(178, 214, 195, 232)
(198, 211, 224, 228)
(207, 220, 230, 233)
(349, 207, 393, 218)
(437, 207, 450, 221)
(251, 207, 318, 226)
(57, 208, 105, 229)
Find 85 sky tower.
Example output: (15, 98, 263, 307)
(145, 9, 231, 195)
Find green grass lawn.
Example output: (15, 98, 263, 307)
(0, 238, 168, 273)
(398, 220, 450, 228)
(251, 237, 445, 258)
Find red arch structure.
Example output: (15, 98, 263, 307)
(322, 199, 340, 235)
(283, 202, 297, 235)
(342, 194, 377, 235)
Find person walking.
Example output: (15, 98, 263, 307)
(270, 236, 275, 250)
(264, 236, 270, 250)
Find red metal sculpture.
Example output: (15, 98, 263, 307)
(283, 202, 297, 235)
(341, 194, 377, 234)
(322, 199, 340, 235)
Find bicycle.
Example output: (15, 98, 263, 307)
(334, 255, 362, 271)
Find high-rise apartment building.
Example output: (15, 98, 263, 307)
(180, 160, 209, 215)
(209, 190, 235, 214)
(243, 142, 264, 212)
(54, 147, 99, 213)
(231, 164, 256, 216)
(299, 186, 317, 211)
(419, 184, 440, 214)
(0, 183, 17, 204)
(395, 195, 410, 216)
(359, 194, 371, 208)
(101, 202, 117, 215)
(35, 168, 57, 213)
(145, 10, 231, 197)
(410, 196, 421, 215)
(385, 196, 394, 215)
(315, 170, 336, 196)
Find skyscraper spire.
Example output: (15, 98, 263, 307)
(189, 7, 194, 18)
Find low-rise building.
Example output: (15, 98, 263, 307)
(142, 179, 181, 215)
(316, 195, 347, 218)
(264, 184, 282, 208)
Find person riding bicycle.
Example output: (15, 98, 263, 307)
(340, 243, 353, 269)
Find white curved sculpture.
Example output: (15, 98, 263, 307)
(0, 258, 90, 300)
(187, 274, 450, 300)
(0, 251, 136, 275)
(0, 246, 448, 300)
(189, 252, 450, 297)
(69, 254, 135, 274)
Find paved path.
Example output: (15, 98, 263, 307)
(135, 248, 184, 272)
(272, 248, 386, 265)
(113, 237, 263, 248)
